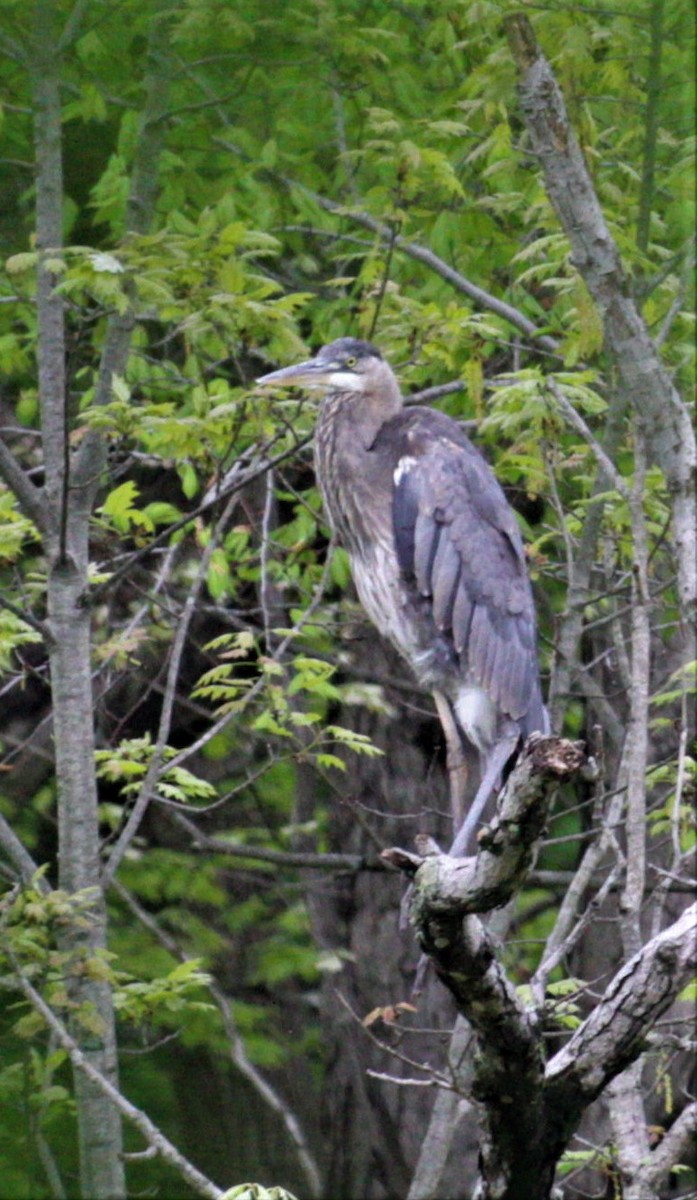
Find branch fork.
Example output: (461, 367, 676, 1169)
(383, 740, 695, 1197)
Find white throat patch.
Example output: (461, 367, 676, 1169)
(327, 370, 365, 391)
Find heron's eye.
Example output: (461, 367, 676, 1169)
(344, 355, 357, 368)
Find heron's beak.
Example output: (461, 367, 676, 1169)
(256, 359, 331, 388)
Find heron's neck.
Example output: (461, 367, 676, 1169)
(322, 379, 402, 451)
(314, 383, 402, 549)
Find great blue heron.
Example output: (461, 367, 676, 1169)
(257, 338, 548, 855)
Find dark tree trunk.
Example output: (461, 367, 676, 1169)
(301, 628, 463, 1198)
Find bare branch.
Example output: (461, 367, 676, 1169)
(618, 427, 651, 959)
(384, 737, 587, 915)
(546, 380, 629, 500)
(506, 13, 697, 619)
(643, 1101, 697, 1192)
(168, 810, 368, 872)
(300, 185, 562, 357)
(545, 902, 697, 1109)
(0, 812, 45, 888)
(366, 1071, 442, 1089)
(607, 1063, 655, 1198)
(30, 3, 66, 547)
(213, 135, 562, 357)
(386, 738, 588, 1198)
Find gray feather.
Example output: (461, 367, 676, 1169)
(414, 509, 440, 596)
(431, 535, 461, 631)
(451, 580, 474, 658)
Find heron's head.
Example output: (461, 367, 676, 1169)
(256, 338, 401, 409)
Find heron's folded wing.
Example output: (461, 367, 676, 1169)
(392, 426, 539, 723)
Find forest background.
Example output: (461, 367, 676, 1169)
(0, 1, 694, 1198)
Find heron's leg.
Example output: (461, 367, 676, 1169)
(449, 733, 519, 858)
(432, 689, 468, 833)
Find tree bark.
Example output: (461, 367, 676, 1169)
(19, 5, 178, 1192)
(30, 1, 125, 1193)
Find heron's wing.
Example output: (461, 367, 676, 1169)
(391, 414, 539, 724)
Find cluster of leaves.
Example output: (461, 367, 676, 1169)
(0, 874, 212, 1037)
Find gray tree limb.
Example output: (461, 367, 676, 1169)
(383, 737, 586, 915)
(607, 1063, 656, 1200)
(643, 1101, 697, 1193)
(388, 736, 696, 1198)
(506, 14, 696, 621)
(302, 187, 562, 357)
(170, 810, 367, 872)
(387, 737, 587, 1199)
(545, 902, 696, 1108)
(30, 1, 125, 1191)
(0, 811, 45, 888)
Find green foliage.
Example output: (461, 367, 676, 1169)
(95, 736, 218, 804)
(194, 635, 382, 771)
(557, 1146, 613, 1179)
(518, 977, 586, 1031)
(112, 958, 214, 1026)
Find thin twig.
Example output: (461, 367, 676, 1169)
(546, 380, 629, 500)
(168, 810, 368, 872)
(0, 436, 49, 533)
(335, 990, 453, 1088)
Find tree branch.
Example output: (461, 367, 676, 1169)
(0, 812, 45, 888)
(636, 0, 665, 254)
(214, 134, 562, 357)
(607, 1063, 655, 1199)
(386, 737, 588, 1198)
(169, 810, 369, 872)
(643, 1101, 697, 1192)
(544, 902, 697, 1112)
(546, 379, 629, 501)
(71, 3, 176, 501)
(506, 13, 696, 619)
(0, 437, 48, 532)
(30, 1, 65, 547)
(113, 880, 322, 1197)
(383, 737, 587, 915)
(296, 184, 562, 357)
